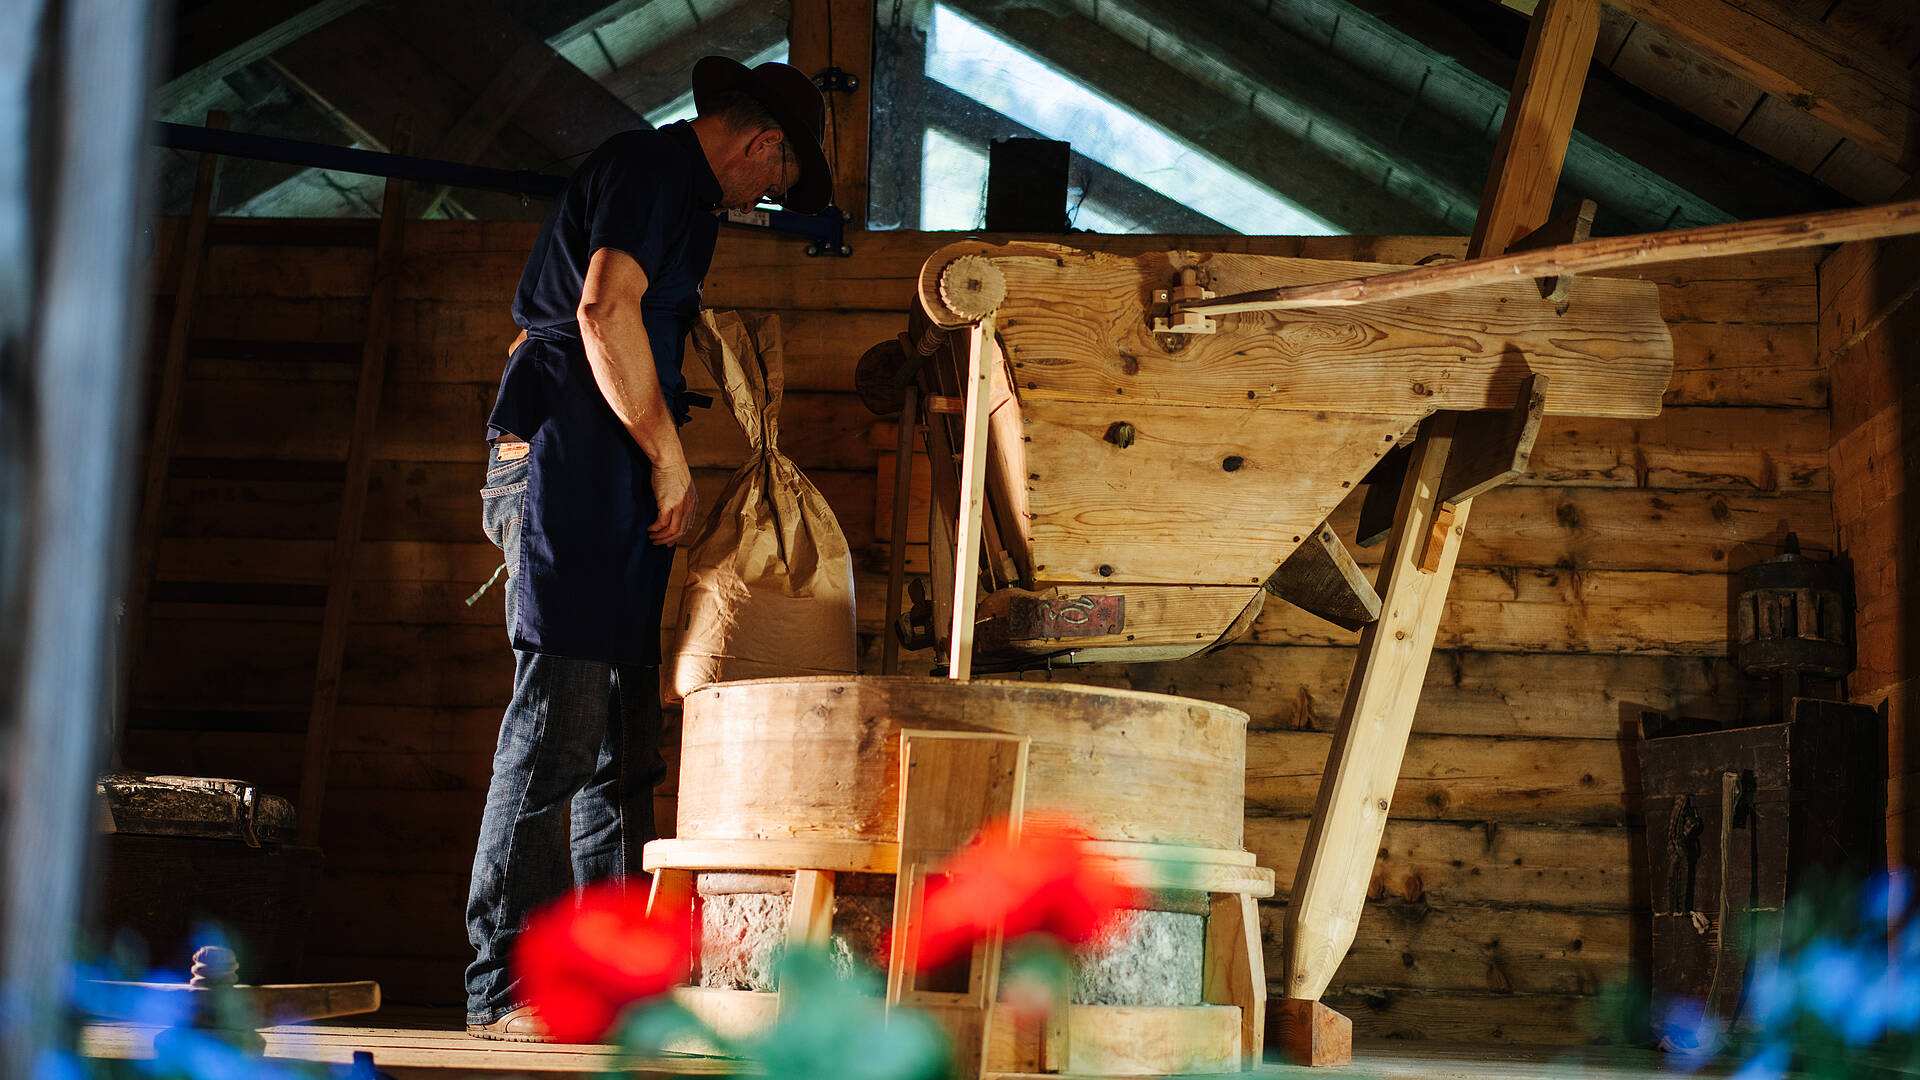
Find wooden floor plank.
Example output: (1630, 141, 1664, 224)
(79, 1010, 1699, 1078)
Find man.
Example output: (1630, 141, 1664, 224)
(464, 56, 832, 1041)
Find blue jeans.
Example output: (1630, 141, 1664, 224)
(464, 442, 668, 1024)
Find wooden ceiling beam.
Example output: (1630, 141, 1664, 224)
(156, 0, 367, 119)
(1471, 0, 1601, 256)
(792, 0, 873, 223)
(1516, 0, 1917, 171)
(1273, 0, 1841, 227)
(266, 2, 645, 217)
(593, 0, 782, 116)
(938, 0, 1456, 234)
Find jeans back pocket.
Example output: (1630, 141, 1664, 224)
(480, 448, 530, 554)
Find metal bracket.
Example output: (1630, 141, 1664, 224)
(720, 204, 852, 257)
(814, 66, 859, 93)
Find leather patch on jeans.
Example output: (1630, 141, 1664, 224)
(496, 440, 530, 461)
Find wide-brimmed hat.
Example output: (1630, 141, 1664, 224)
(691, 56, 833, 213)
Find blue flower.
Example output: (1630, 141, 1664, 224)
(1860, 871, 1913, 928)
(1727, 1042, 1790, 1080)
(1797, 937, 1868, 1027)
(1746, 954, 1796, 1029)
(31, 1048, 88, 1080)
(1656, 997, 1720, 1071)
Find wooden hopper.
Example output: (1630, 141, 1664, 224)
(870, 240, 1673, 670)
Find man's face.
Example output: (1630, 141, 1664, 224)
(719, 128, 803, 212)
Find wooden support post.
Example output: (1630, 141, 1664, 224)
(882, 385, 920, 675)
(778, 868, 837, 1018)
(647, 868, 698, 988)
(1203, 892, 1266, 1068)
(296, 116, 409, 846)
(1280, 414, 1466, 1063)
(885, 730, 1029, 1080)
(787, 868, 836, 948)
(946, 319, 995, 680)
(121, 109, 225, 764)
(1468, 0, 1599, 260)
(789, 0, 873, 225)
(921, 371, 959, 658)
(1280, 1, 1594, 1063)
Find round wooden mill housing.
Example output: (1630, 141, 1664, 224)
(643, 675, 1274, 1075)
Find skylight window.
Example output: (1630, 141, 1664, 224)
(918, 3, 1335, 235)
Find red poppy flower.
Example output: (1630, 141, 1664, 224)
(913, 820, 1138, 972)
(513, 878, 694, 1043)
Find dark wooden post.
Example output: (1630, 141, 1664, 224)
(0, 1, 161, 1075)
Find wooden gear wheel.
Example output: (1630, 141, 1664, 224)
(937, 254, 1006, 322)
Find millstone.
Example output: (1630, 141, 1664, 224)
(695, 872, 1206, 1005)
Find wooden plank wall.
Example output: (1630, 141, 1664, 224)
(1822, 235, 1919, 868)
(129, 219, 1828, 1045)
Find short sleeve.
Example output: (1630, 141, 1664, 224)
(584, 147, 673, 280)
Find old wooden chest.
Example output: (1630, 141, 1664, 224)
(1637, 699, 1883, 1024)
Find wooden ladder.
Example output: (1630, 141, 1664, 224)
(123, 115, 413, 850)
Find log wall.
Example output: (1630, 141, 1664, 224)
(128, 218, 1830, 1045)
(1822, 235, 1919, 868)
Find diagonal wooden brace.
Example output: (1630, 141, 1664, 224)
(1280, 413, 1472, 1065)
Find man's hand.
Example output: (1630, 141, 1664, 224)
(649, 449, 698, 546)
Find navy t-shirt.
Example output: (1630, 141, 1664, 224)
(482, 123, 723, 666)
(490, 122, 722, 440)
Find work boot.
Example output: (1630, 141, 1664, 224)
(466, 1004, 554, 1042)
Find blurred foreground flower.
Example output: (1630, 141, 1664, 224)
(754, 948, 947, 1080)
(914, 821, 1138, 972)
(514, 878, 693, 1043)
(1642, 869, 1920, 1080)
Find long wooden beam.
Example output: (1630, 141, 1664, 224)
(591, 0, 779, 116)
(1602, 0, 1915, 171)
(1068, 0, 1491, 232)
(1279, 0, 1598, 1066)
(1185, 197, 1920, 314)
(155, 0, 367, 119)
(791, 0, 874, 225)
(1470, 0, 1600, 257)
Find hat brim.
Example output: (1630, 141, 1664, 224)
(691, 56, 834, 214)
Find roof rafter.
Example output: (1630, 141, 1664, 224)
(156, 0, 367, 120)
(1067, 0, 1488, 233)
(591, 0, 781, 115)
(1266, 0, 1842, 226)
(1513, 0, 1917, 172)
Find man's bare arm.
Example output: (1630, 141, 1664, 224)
(577, 247, 698, 545)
